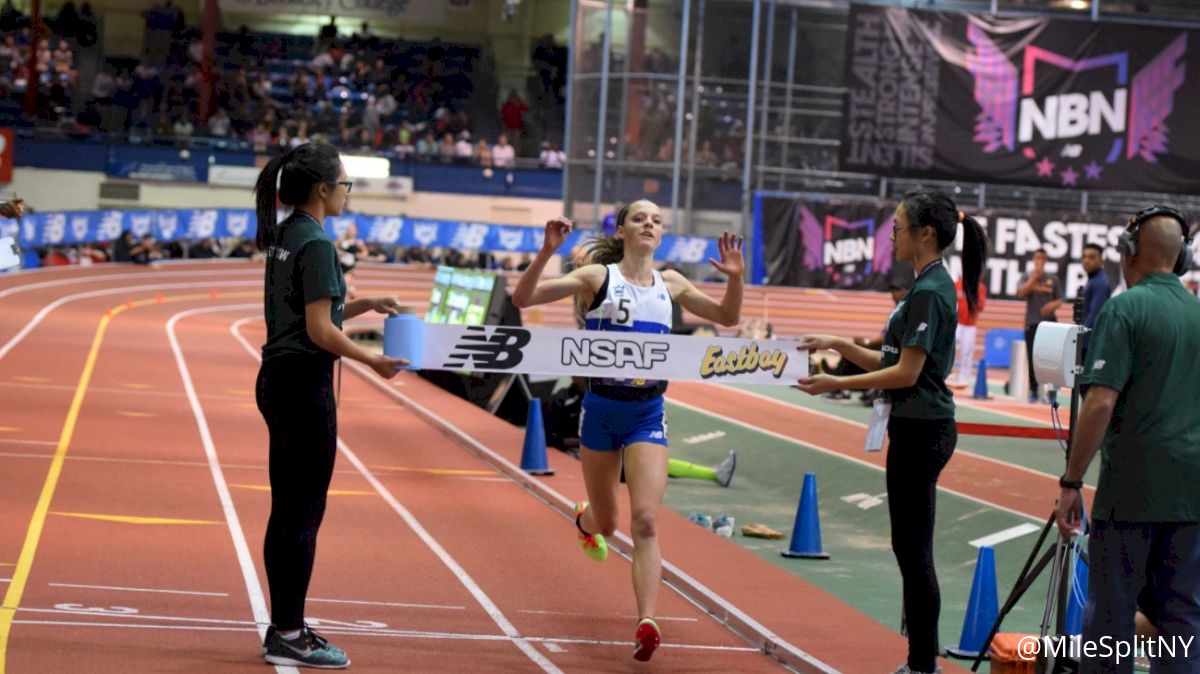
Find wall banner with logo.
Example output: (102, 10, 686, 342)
(840, 5, 1200, 193)
(752, 194, 1176, 300)
(754, 196, 904, 291)
(2, 209, 721, 265)
(383, 317, 809, 386)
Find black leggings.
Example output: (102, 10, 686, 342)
(256, 355, 338, 632)
(886, 416, 957, 673)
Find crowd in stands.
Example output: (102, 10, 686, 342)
(0, 0, 94, 123)
(0, 1, 569, 169)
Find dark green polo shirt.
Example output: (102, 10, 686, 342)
(1081, 272, 1200, 522)
(880, 262, 957, 419)
(261, 212, 346, 362)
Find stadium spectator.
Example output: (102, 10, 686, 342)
(492, 134, 515, 168)
(500, 89, 528, 140)
(454, 132, 474, 161)
(476, 139, 492, 168)
(207, 107, 231, 137)
(539, 141, 565, 169)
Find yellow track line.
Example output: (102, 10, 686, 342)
(0, 291, 256, 673)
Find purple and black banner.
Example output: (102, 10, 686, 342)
(840, 5, 1200, 193)
(750, 195, 1182, 300)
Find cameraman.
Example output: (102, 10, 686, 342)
(1056, 207, 1200, 674)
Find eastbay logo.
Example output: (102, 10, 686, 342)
(700, 342, 788, 379)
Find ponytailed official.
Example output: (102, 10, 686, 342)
(796, 191, 988, 674)
(513, 199, 743, 662)
(253, 142, 408, 669)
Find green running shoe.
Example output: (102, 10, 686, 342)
(263, 625, 349, 669)
(574, 502, 608, 562)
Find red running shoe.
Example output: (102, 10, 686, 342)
(633, 618, 661, 662)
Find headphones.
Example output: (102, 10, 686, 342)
(1117, 204, 1195, 276)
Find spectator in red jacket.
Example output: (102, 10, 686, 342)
(500, 89, 528, 141)
(950, 277, 987, 389)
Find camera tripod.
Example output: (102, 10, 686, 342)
(969, 298, 1089, 673)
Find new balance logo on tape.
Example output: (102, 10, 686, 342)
(443, 326, 531, 369)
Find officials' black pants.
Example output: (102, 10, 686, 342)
(887, 416, 957, 673)
(256, 354, 338, 632)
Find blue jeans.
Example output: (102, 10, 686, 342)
(1082, 519, 1200, 674)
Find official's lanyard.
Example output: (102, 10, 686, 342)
(914, 258, 943, 283)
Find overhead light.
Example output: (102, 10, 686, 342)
(1067, 0, 1089, 9)
(341, 155, 390, 179)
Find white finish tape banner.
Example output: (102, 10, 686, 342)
(384, 317, 808, 386)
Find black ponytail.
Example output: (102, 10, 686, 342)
(960, 214, 988, 316)
(901, 190, 989, 315)
(253, 142, 343, 250)
(254, 154, 287, 250)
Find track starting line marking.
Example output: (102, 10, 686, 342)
(9, 614, 753, 652)
(968, 523, 1042, 548)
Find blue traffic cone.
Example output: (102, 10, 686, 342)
(946, 546, 999, 659)
(972, 359, 991, 400)
(1064, 542, 1088, 636)
(520, 399, 555, 476)
(781, 473, 829, 559)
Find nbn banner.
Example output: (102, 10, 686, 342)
(840, 5, 1200, 193)
(0, 209, 720, 264)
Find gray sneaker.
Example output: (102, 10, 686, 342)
(263, 625, 350, 669)
(891, 666, 941, 674)
(715, 450, 737, 488)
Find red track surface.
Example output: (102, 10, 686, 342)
(0, 261, 1000, 673)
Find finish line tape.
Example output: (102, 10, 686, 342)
(383, 315, 808, 386)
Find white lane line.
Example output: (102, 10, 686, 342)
(0, 380, 256, 404)
(47, 583, 229, 597)
(165, 304, 289, 673)
(307, 598, 465, 611)
(227, 315, 563, 674)
(968, 523, 1042, 549)
(669, 396, 1043, 524)
(332, 359, 839, 674)
(543, 642, 566, 653)
(0, 450, 362, 477)
(0, 267, 260, 302)
(682, 430, 726, 445)
(12, 618, 761, 653)
(707, 384, 1083, 488)
(21, 607, 250, 625)
(517, 608, 698, 623)
(0, 280, 260, 362)
(0, 439, 56, 447)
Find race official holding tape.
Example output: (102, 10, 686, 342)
(252, 142, 408, 669)
(796, 191, 988, 674)
(1055, 205, 1200, 674)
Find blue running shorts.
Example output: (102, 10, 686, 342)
(579, 392, 668, 452)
